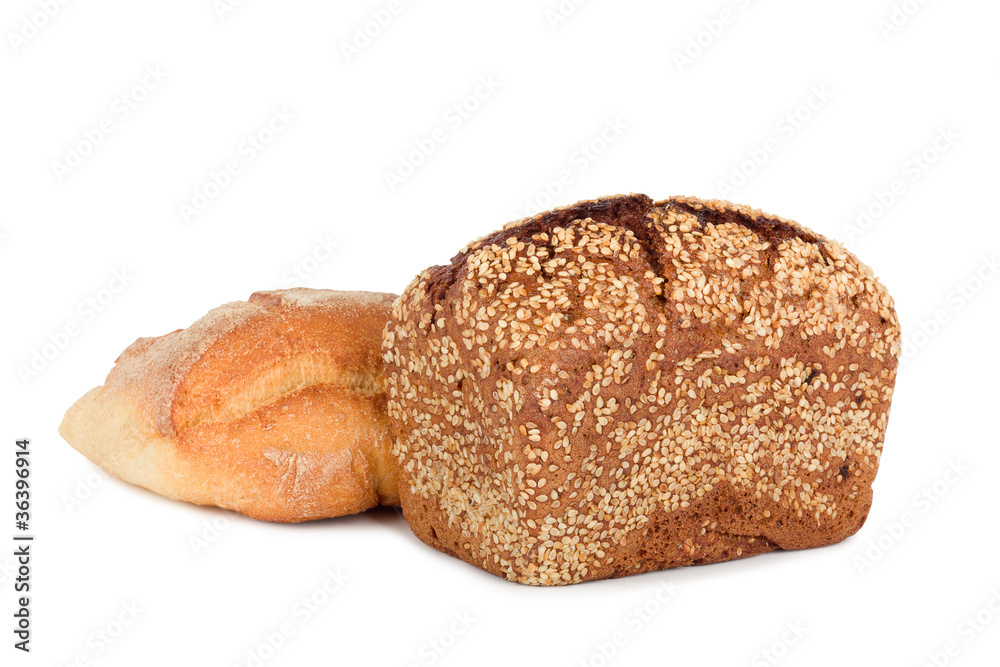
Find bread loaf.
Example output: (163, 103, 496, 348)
(60, 288, 400, 522)
(383, 194, 901, 585)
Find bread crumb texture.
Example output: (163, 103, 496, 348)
(383, 194, 901, 585)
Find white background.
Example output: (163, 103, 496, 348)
(2, 1, 999, 666)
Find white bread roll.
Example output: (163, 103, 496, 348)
(59, 288, 399, 522)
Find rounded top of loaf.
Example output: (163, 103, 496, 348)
(107, 288, 398, 438)
(391, 194, 896, 358)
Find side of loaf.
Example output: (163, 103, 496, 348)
(383, 194, 901, 585)
(59, 288, 400, 522)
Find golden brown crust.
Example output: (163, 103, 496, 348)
(384, 194, 901, 585)
(59, 288, 399, 522)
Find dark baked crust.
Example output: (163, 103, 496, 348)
(384, 194, 901, 585)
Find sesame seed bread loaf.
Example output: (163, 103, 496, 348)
(59, 289, 400, 522)
(383, 194, 901, 585)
